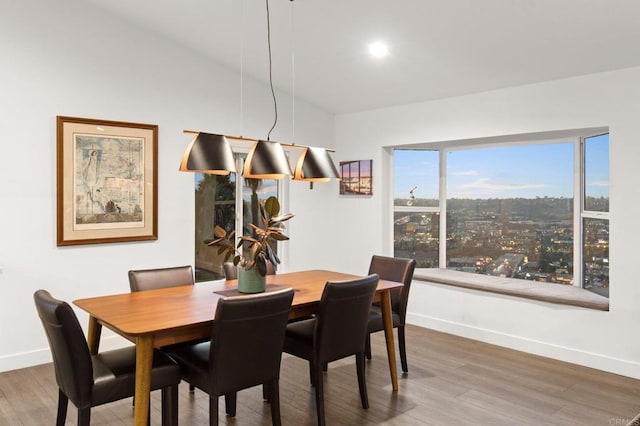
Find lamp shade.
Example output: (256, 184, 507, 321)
(179, 132, 236, 175)
(243, 140, 292, 179)
(293, 147, 340, 182)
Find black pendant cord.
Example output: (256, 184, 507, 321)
(266, 0, 278, 141)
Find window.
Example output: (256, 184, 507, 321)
(194, 155, 280, 282)
(582, 134, 610, 297)
(393, 131, 610, 297)
(393, 150, 440, 268)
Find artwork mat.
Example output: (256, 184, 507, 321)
(56, 116, 158, 246)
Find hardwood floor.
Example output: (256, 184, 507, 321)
(2, 325, 639, 425)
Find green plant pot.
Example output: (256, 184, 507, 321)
(237, 267, 266, 294)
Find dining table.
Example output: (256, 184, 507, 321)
(73, 269, 404, 426)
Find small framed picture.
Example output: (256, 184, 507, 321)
(339, 159, 372, 196)
(56, 116, 158, 246)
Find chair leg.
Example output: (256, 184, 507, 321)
(209, 395, 219, 426)
(365, 334, 372, 360)
(356, 352, 369, 409)
(269, 379, 282, 426)
(56, 390, 68, 426)
(322, 362, 328, 372)
(189, 383, 195, 393)
(224, 392, 237, 417)
(309, 360, 316, 386)
(398, 326, 408, 373)
(162, 385, 179, 426)
(263, 383, 271, 401)
(314, 364, 326, 426)
(77, 407, 90, 426)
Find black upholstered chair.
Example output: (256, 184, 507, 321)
(128, 265, 199, 392)
(223, 261, 275, 280)
(167, 288, 295, 426)
(365, 255, 416, 373)
(33, 290, 181, 426)
(128, 265, 194, 292)
(283, 274, 379, 426)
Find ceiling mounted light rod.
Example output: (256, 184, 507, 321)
(182, 130, 335, 152)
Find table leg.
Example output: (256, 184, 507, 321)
(380, 290, 399, 391)
(86, 316, 102, 355)
(133, 336, 154, 426)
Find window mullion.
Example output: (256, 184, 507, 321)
(573, 139, 583, 288)
(439, 149, 447, 269)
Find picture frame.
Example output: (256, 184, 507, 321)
(339, 159, 372, 196)
(56, 116, 158, 246)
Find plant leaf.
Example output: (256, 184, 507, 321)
(255, 254, 267, 276)
(270, 233, 289, 241)
(213, 225, 227, 238)
(207, 237, 224, 246)
(269, 213, 294, 224)
(264, 196, 280, 217)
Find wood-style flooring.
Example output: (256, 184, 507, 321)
(1, 325, 639, 425)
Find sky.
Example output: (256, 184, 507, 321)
(394, 134, 609, 200)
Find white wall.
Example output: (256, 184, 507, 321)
(0, 0, 334, 371)
(334, 67, 640, 378)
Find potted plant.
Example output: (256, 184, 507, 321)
(208, 196, 293, 293)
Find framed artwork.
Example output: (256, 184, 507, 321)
(339, 159, 372, 196)
(56, 116, 158, 246)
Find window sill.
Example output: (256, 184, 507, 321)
(413, 268, 609, 311)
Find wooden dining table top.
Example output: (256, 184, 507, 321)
(74, 269, 403, 339)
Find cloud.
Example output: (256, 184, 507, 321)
(589, 180, 609, 187)
(461, 178, 548, 191)
(451, 170, 479, 176)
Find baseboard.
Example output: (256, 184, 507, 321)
(407, 312, 640, 380)
(0, 335, 132, 373)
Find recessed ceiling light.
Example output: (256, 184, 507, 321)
(368, 41, 389, 58)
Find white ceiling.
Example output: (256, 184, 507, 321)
(86, 0, 640, 114)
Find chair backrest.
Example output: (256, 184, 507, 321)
(368, 255, 416, 321)
(315, 274, 379, 363)
(33, 290, 93, 407)
(128, 265, 194, 292)
(209, 288, 294, 396)
(223, 262, 275, 281)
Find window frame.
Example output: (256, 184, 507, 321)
(392, 128, 609, 292)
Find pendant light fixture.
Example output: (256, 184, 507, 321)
(179, 0, 339, 183)
(179, 132, 236, 175)
(243, 0, 292, 179)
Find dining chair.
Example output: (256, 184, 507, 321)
(33, 289, 181, 426)
(128, 264, 194, 292)
(365, 255, 416, 373)
(223, 261, 275, 280)
(283, 274, 379, 426)
(166, 288, 295, 426)
(128, 265, 198, 392)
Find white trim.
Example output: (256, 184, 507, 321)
(407, 313, 640, 379)
(0, 335, 131, 373)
